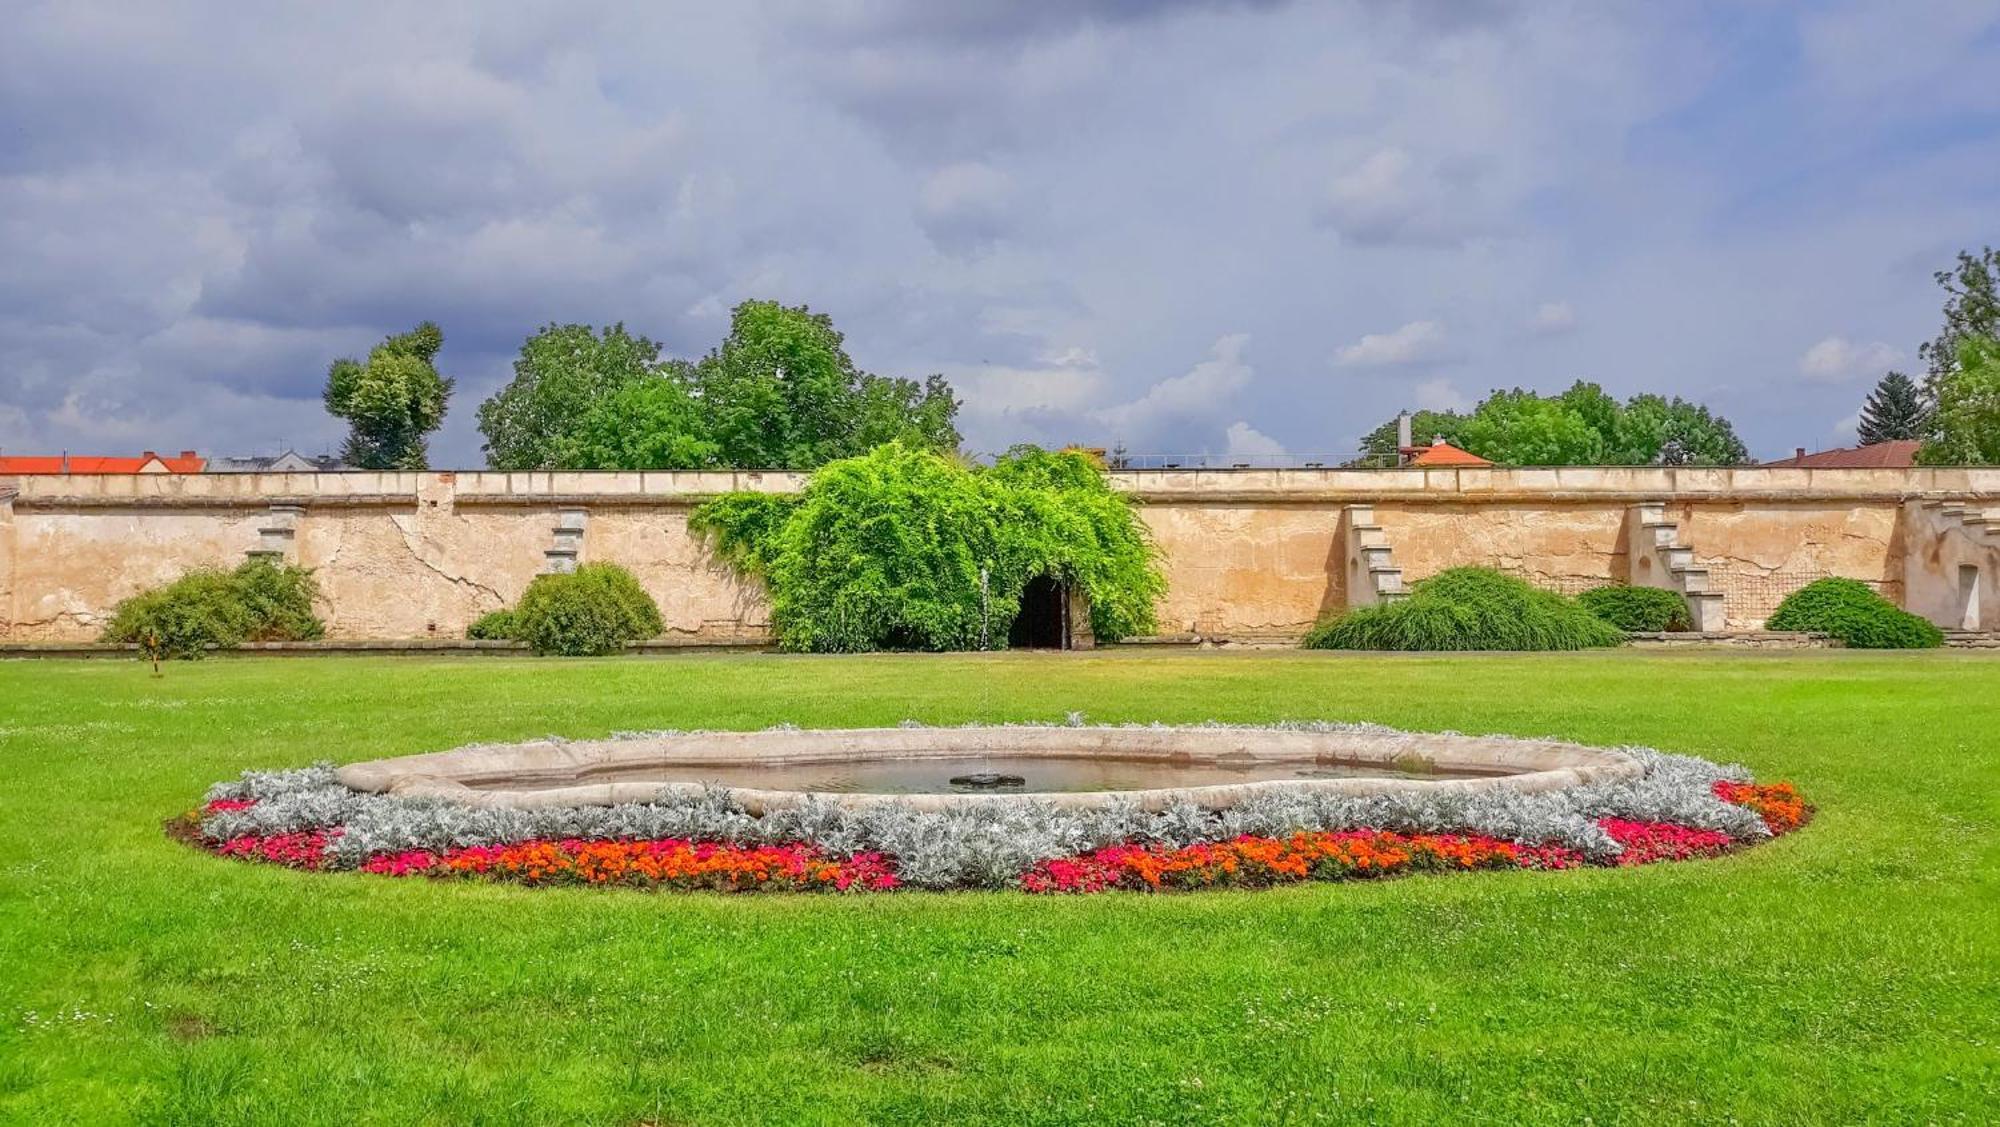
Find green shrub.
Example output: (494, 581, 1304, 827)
(102, 558, 324, 659)
(512, 563, 664, 656)
(690, 443, 1164, 652)
(1765, 578, 1942, 649)
(1579, 584, 1693, 632)
(465, 610, 519, 641)
(1303, 567, 1624, 652)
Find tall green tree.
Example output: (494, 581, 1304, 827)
(1459, 388, 1607, 465)
(1613, 394, 1750, 465)
(475, 304, 962, 472)
(477, 323, 664, 470)
(1917, 336, 2000, 466)
(568, 376, 721, 471)
(691, 300, 961, 469)
(323, 322, 452, 470)
(1357, 380, 1747, 467)
(1856, 371, 1929, 444)
(1919, 247, 2000, 394)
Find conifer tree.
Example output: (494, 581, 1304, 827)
(1856, 371, 1928, 444)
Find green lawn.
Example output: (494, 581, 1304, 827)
(2, 650, 1996, 1124)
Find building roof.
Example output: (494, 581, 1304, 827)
(0, 450, 207, 474)
(210, 450, 349, 473)
(1406, 439, 1493, 467)
(1761, 440, 1920, 469)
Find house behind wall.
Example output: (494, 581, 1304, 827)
(3, 466, 1997, 642)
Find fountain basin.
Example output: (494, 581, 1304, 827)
(334, 725, 1643, 814)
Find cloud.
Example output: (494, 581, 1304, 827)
(1797, 337, 1904, 383)
(1094, 334, 1253, 438)
(1413, 378, 1472, 412)
(1335, 321, 1446, 367)
(0, 2, 1993, 466)
(1223, 420, 1285, 458)
(916, 161, 1017, 254)
(1528, 300, 1575, 335)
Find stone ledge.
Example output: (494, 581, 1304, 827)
(1624, 631, 1839, 648)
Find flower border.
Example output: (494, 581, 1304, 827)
(176, 723, 1810, 893)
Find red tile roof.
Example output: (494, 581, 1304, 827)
(1760, 440, 1919, 469)
(0, 450, 207, 474)
(1407, 439, 1493, 467)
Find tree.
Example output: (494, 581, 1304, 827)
(323, 322, 452, 470)
(1359, 381, 1748, 467)
(691, 300, 961, 469)
(1856, 371, 1929, 444)
(1614, 394, 1750, 465)
(1355, 409, 1468, 464)
(475, 304, 963, 472)
(568, 375, 721, 471)
(1917, 336, 2000, 466)
(1919, 247, 2000, 393)
(1458, 389, 1607, 465)
(477, 324, 664, 471)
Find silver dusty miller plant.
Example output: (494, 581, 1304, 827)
(199, 721, 1765, 889)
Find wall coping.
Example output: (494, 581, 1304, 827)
(6, 465, 2000, 508)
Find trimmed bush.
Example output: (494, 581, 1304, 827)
(1765, 578, 1942, 649)
(512, 563, 663, 656)
(1579, 585, 1693, 632)
(1303, 567, 1623, 652)
(465, 610, 519, 641)
(102, 558, 324, 659)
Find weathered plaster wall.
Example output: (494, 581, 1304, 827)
(1373, 502, 1627, 595)
(1902, 502, 2000, 631)
(5, 466, 2000, 641)
(1673, 501, 1903, 628)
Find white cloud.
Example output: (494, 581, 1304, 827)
(1529, 300, 1575, 335)
(1095, 334, 1252, 435)
(1413, 378, 1471, 412)
(1335, 320, 1445, 368)
(1797, 336, 1904, 383)
(1223, 420, 1285, 458)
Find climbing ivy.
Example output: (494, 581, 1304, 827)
(691, 443, 1164, 652)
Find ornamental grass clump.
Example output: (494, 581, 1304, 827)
(512, 563, 664, 655)
(691, 443, 1164, 652)
(1579, 584, 1693, 632)
(102, 557, 325, 659)
(1765, 577, 1942, 649)
(1303, 567, 1623, 651)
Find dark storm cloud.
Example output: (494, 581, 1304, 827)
(1, 1, 1996, 464)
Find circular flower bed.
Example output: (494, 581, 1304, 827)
(174, 723, 1809, 894)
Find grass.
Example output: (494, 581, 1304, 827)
(1, 649, 1996, 1124)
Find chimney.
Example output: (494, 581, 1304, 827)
(179, 450, 196, 459)
(1795, 447, 1806, 465)
(142, 450, 158, 460)
(1396, 411, 1413, 451)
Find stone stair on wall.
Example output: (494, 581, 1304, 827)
(1342, 504, 1406, 606)
(1922, 500, 2000, 542)
(544, 507, 587, 574)
(245, 503, 304, 563)
(1630, 501, 1727, 631)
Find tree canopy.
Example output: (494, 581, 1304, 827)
(1919, 247, 2000, 392)
(1916, 336, 2000, 466)
(322, 322, 452, 470)
(475, 302, 961, 472)
(1856, 371, 1928, 445)
(1360, 381, 1748, 466)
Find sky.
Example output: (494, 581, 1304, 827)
(3, 0, 1997, 467)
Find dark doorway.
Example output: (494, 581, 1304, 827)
(1009, 574, 1069, 649)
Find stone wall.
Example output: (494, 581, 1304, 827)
(4, 465, 1998, 642)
